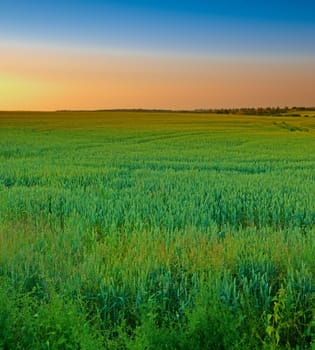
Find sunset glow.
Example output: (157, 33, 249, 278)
(1, 0, 314, 110)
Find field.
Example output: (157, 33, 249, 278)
(0, 111, 314, 349)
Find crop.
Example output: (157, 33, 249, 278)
(0, 111, 314, 349)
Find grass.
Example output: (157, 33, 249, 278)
(0, 111, 314, 349)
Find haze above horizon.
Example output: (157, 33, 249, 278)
(1, 0, 315, 110)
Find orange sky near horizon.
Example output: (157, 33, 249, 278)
(1, 44, 315, 110)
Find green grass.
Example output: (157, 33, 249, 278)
(0, 111, 314, 349)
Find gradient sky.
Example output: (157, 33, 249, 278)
(1, 0, 315, 110)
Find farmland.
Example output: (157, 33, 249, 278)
(0, 111, 314, 349)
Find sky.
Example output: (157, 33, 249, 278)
(0, 0, 315, 110)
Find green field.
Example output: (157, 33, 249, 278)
(0, 111, 314, 349)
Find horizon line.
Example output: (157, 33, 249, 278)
(0, 106, 315, 113)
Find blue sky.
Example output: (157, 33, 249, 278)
(1, 1, 314, 110)
(1, 0, 315, 56)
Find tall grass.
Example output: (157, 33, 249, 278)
(0, 111, 314, 349)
